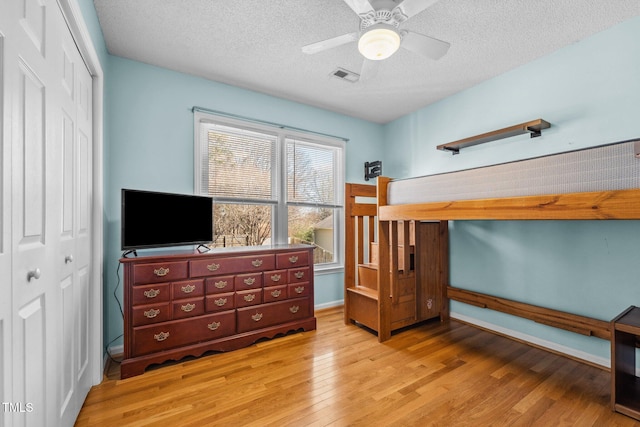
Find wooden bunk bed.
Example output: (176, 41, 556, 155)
(345, 137, 640, 343)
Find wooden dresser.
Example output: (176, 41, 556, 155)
(120, 244, 316, 378)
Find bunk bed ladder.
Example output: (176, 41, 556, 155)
(344, 183, 379, 330)
(344, 180, 421, 341)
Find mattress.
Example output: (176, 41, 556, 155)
(387, 139, 640, 206)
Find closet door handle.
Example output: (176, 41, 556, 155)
(65, 255, 74, 264)
(27, 268, 41, 282)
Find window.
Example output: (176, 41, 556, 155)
(194, 111, 345, 271)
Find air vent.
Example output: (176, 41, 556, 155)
(331, 67, 360, 83)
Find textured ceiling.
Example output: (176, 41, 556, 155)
(93, 0, 640, 124)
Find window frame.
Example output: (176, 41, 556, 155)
(194, 111, 345, 273)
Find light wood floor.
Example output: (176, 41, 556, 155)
(76, 307, 639, 426)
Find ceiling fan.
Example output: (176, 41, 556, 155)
(302, 0, 450, 80)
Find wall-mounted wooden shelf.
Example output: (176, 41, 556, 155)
(437, 118, 551, 155)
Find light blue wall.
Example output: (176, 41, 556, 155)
(102, 56, 384, 347)
(384, 16, 640, 364)
(79, 0, 640, 362)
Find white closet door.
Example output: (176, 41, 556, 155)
(57, 17, 94, 426)
(1, 0, 94, 425)
(10, 0, 62, 424)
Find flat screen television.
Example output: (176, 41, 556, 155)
(121, 188, 213, 251)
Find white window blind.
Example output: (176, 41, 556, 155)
(201, 122, 277, 202)
(286, 138, 339, 207)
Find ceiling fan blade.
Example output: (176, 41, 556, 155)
(401, 30, 450, 60)
(302, 32, 359, 55)
(342, 0, 375, 16)
(358, 59, 380, 83)
(394, 0, 440, 20)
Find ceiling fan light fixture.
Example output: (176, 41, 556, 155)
(358, 24, 401, 61)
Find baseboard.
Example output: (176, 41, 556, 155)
(315, 299, 344, 311)
(103, 344, 124, 371)
(450, 311, 611, 369)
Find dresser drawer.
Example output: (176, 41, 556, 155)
(288, 282, 310, 298)
(131, 311, 236, 357)
(237, 298, 310, 333)
(132, 261, 188, 284)
(276, 251, 309, 269)
(205, 292, 235, 312)
(263, 285, 288, 303)
(131, 303, 171, 326)
(235, 289, 263, 308)
(235, 273, 262, 290)
(132, 283, 171, 306)
(172, 279, 204, 299)
(264, 269, 287, 286)
(288, 267, 310, 283)
(190, 254, 275, 277)
(172, 297, 205, 320)
(205, 275, 235, 294)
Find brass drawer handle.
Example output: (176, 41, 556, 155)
(181, 284, 196, 293)
(208, 321, 221, 331)
(207, 263, 220, 272)
(251, 259, 263, 267)
(288, 256, 298, 263)
(270, 274, 281, 282)
(270, 290, 282, 298)
(251, 313, 263, 322)
(154, 267, 170, 277)
(214, 297, 227, 307)
(294, 286, 305, 294)
(243, 277, 256, 286)
(243, 294, 256, 302)
(214, 280, 228, 289)
(181, 303, 196, 312)
(154, 331, 170, 342)
(144, 308, 160, 319)
(144, 289, 160, 298)
(294, 271, 304, 279)
(289, 305, 300, 314)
